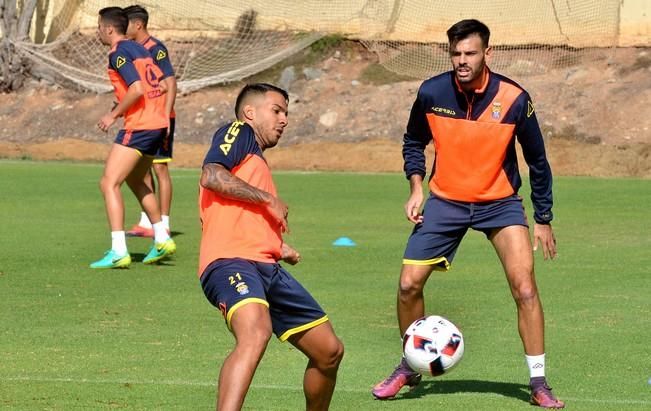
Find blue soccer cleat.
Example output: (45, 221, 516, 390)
(90, 250, 131, 269)
(143, 238, 176, 264)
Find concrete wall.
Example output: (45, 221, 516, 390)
(38, 0, 650, 47)
(620, 0, 650, 46)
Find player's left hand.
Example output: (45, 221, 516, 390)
(266, 196, 289, 233)
(533, 223, 557, 260)
(97, 113, 117, 132)
(281, 243, 301, 265)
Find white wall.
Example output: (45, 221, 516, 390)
(42, 0, 651, 47)
(620, 0, 650, 46)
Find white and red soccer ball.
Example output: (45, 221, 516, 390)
(403, 315, 464, 376)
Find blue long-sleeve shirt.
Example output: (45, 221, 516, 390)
(403, 69, 553, 224)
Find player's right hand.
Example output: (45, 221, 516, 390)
(97, 112, 117, 132)
(267, 196, 289, 233)
(404, 191, 424, 224)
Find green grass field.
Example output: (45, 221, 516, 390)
(0, 160, 649, 410)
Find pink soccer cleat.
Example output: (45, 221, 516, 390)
(530, 379, 565, 409)
(372, 358, 422, 400)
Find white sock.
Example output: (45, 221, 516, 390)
(111, 231, 128, 255)
(139, 211, 152, 228)
(161, 215, 170, 231)
(526, 354, 546, 378)
(153, 221, 170, 243)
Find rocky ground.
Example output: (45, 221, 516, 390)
(0, 41, 649, 177)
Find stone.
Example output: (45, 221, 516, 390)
(319, 111, 338, 128)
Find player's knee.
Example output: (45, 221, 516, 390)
(153, 163, 169, 176)
(398, 277, 424, 300)
(513, 283, 539, 306)
(235, 326, 272, 355)
(99, 175, 118, 193)
(330, 338, 345, 369)
(318, 337, 345, 371)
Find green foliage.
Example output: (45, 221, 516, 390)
(359, 63, 416, 85)
(308, 34, 345, 54)
(245, 34, 353, 84)
(0, 161, 650, 410)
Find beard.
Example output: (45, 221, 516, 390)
(455, 62, 485, 85)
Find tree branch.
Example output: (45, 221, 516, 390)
(17, 0, 38, 40)
(3, 0, 17, 37)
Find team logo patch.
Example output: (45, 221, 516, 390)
(527, 101, 535, 118)
(235, 282, 250, 295)
(156, 50, 167, 61)
(115, 56, 126, 69)
(491, 102, 502, 119)
(144, 63, 160, 87)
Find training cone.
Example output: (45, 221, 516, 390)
(333, 237, 356, 247)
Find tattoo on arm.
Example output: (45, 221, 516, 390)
(201, 163, 270, 204)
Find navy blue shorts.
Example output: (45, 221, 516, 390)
(114, 128, 167, 156)
(403, 194, 528, 270)
(200, 258, 329, 341)
(153, 118, 175, 163)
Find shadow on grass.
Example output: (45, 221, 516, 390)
(398, 379, 530, 403)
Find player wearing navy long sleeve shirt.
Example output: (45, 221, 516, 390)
(373, 20, 564, 409)
(402, 70, 553, 223)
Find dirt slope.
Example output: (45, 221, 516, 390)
(0, 43, 649, 177)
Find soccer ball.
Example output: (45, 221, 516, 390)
(403, 315, 464, 376)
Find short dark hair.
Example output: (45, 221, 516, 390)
(446, 19, 490, 49)
(234, 83, 289, 119)
(99, 7, 128, 35)
(124, 5, 149, 27)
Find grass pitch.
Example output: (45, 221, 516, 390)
(0, 160, 649, 410)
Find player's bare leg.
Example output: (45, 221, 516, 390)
(125, 155, 175, 264)
(218, 303, 272, 411)
(153, 162, 172, 219)
(288, 321, 344, 411)
(144, 167, 156, 198)
(491, 225, 564, 408)
(126, 167, 157, 237)
(99, 144, 146, 231)
(490, 225, 544, 355)
(125, 157, 162, 226)
(397, 264, 435, 335)
(372, 264, 433, 399)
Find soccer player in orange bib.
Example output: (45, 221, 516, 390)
(198, 83, 344, 411)
(91, 7, 175, 268)
(372, 20, 564, 408)
(124, 5, 177, 238)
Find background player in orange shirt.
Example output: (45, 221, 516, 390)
(124, 5, 177, 238)
(91, 7, 175, 269)
(198, 83, 344, 411)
